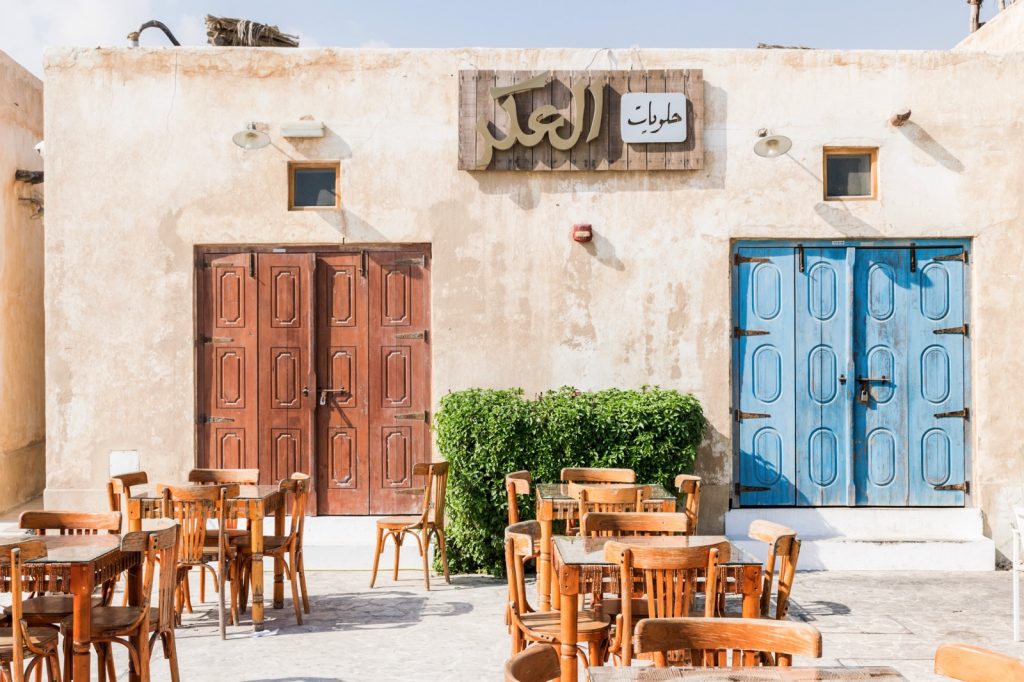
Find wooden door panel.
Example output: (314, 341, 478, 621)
(316, 254, 370, 514)
(198, 253, 259, 470)
(368, 249, 431, 515)
(258, 253, 315, 489)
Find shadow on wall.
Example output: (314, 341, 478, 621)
(897, 122, 965, 173)
(813, 202, 885, 238)
(580, 230, 624, 271)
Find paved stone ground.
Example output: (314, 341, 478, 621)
(115, 570, 1022, 681)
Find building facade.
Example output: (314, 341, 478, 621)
(41, 18, 1024, 564)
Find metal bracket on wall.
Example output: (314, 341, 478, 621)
(198, 336, 234, 344)
(393, 256, 426, 267)
(734, 410, 770, 422)
(395, 411, 429, 422)
(934, 251, 969, 264)
(360, 250, 368, 278)
(734, 254, 770, 265)
(733, 327, 769, 338)
(734, 483, 771, 495)
(797, 244, 805, 273)
(935, 408, 970, 420)
(199, 416, 234, 424)
(249, 252, 256, 278)
(910, 243, 917, 272)
(934, 481, 970, 493)
(395, 330, 428, 341)
(934, 324, 969, 336)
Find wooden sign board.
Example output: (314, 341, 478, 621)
(458, 69, 703, 172)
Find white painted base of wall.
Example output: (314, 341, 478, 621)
(725, 507, 995, 571)
(303, 516, 434, 571)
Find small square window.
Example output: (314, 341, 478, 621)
(289, 162, 339, 210)
(823, 147, 877, 200)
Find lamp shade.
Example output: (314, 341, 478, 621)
(232, 123, 270, 150)
(753, 134, 792, 158)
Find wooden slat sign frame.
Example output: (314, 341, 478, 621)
(458, 69, 703, 171)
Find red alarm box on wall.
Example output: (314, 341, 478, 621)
(571, 223, 593, 243)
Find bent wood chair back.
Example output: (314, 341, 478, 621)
(561, 467, 635, 485)
(582, 512, 690, 538)
(187, 468, 260, 485)
(414, 462, 449, 529)
(157, 484, 237, 566)
(604, 540, 726, 665)
(107, 471, 149, 516)
(749, 520, 801, 620)
(504, 470, 532, 525)
(0, 539, 47, 681)
(674, 474, 702, 533)
(934, 643, 1024, 681)
(19, 511, 122, 536)
(504, 643, 560, 682)
(280, 473, 310, 545)
(572, 484, 649, 516)
(634, 617, 822, 668)
(120, 524, 179, 638)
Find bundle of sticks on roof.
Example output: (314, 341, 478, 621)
(205, 15, 299, 47)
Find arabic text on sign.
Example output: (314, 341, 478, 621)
(620, 92, 688, 144)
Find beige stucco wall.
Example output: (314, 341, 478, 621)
(957, 2, 1024, 51)
(42, 47, 1024, 558)
(0, 50, 45, 513)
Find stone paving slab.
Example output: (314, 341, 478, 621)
(124, 570, 1023, 681)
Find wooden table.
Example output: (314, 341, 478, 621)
(588, 666, 906, 680)
(554, 535, 764, 682)
(0, 533, 145, 682)
(128, 484, 286, 631)
(535, 482, 678, 611)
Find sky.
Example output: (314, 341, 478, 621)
(0, 0, 1008, 78)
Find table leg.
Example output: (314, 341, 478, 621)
(70, 564, 93, 682)
(538, 518, 553, 612)
(559, 565, 579, 682)
(251, 513, 265, 631)
(273, 503, 285, 609)
(127, 554, 148, 682)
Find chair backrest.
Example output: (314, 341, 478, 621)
(605, 540, 726, 665)
(505, 470, 532, 525)
(749, 520, 801, 619)
(561, 467, 635, 484)
(413, 461, 449, 528)
(504, 643, 560, 682)
(158, 484, 236, 565)
(107, 471, 149, 513)
(634, 617, 822, 668)
(581, 512, 690, 537)
(0, 539, 47, 680)
(572, 483, 649, 517)
(188, 468, 260, 485)
(674, 474, 702, 533)
(934, 643, 1024, 681)
(280, 473, 310, 542)
(19, 510, 122, 536)
(504, 534, 536, 620)
(121, 523, 179, 635)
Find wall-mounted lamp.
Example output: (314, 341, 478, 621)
(232, 122, 270, 150)
(571, 223, 593, 243)
(753, 128, 792, 158)
(281, 121, 325, 138)
(889, 108, 912, 127)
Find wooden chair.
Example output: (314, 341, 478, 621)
(504, 536, 610, 666)
(60, 524, 180, 682)
(934, 643, 1024, 681)
(186, 469, 256, 605)
(674, 474, 702, 533)
(503, 643, 559, 682)
(573, 484, 649, 516)
(369, 462, 451, 591)
(561, 468, 635, 484)
(0, 540, 61, 682)
(604, 540, 727, 665)
(108, 473, 150, 606)
(505, 471, 541, 608)
(634, 617, 822, 668)
(749, 520, 801, 620)
(10, 512, 121, 629)
(159, 484, 239, 639)
(235, 473, 310, 624)
(581, 512, 691, 537)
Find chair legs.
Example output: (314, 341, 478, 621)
(297, 550, 310, 614)
(370, 526, 450, 591)
(369, 526, 385, 588)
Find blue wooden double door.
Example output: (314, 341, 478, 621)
(734, 242, 969, 507)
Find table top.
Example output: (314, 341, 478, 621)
(0, 533, 122, 564)
(587, 666, 906, 681)
(554, 535, 761, 567)
(131, 484, 282, 501)
(537, 482, 676, 502)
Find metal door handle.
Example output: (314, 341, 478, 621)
(319, 388, 347, 406)
(856, 376, 888, 404)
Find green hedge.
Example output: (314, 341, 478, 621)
(435, 386, 705, 576)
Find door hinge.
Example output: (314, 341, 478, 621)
(734, 254, 770, 265)
(198, 336, 234, 344)
(934, 481, 970, 494)
(934, 251, 968, 264)
(735, 483, 771, 495)
(395, 330, 428, 341)
(935, 407, 969, 420)
(395, 411, 429, 422)
(360, 250, 368, 278)
(934, 324, 969, 336)
(393, 256, 426, 267)
(734, 410, 770, 422)
(797, 244, 805, 273)
(249, 252, 256, 278)
(910, 242, 917, 272)
(199, 416, 234, 424)
(733, 327, 769, 338)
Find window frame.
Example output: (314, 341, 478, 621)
(288, 161, 341, 211)
(822, 146, 878, 201)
